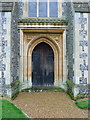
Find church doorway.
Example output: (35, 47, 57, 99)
(32, 42, 54, 87)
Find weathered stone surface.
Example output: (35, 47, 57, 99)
(62, 2, 74, 81)
(0, 2, 13, 11)
(73, 2, 90, 12)
(0, 1, 89, 97)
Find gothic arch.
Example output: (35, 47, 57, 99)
(27, 35, 61, 54)
(27, 37, 62, 87)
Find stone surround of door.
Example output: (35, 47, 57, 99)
(19, 24, 67, 90)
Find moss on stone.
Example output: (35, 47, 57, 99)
(18, 17, 68, 25)
(11, 92, 19, 100)
(66, 80, 75, 100)
(21, 87, 65, 92)
(66, 80, 75, 87)
(75, 94, 90, 100)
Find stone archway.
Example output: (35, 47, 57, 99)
(27, 37, 61, 87)
(19, 27, 67, 89)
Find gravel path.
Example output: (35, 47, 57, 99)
(1, 92, 89, 118)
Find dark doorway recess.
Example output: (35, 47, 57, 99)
(32, 42, 54, 87)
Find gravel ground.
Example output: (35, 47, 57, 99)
(1, 92, 89, 118)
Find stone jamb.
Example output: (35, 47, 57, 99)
(19, 29, 24, 89)
(62, 29, 67, 83)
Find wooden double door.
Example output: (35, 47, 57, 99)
(32, 42, 54, 87)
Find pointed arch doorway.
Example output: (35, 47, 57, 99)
(19, 26, 67, 89)
(32, 42, 54, 87)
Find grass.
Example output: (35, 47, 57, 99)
(0, 99, 2, 119)
(75, 99, 90, 109)
(0, 99, 29, 119)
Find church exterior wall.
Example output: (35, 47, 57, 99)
(62, 2, 75, 82)
(10, 2, 23, 97)
(0, 1, 89, 98)
(0, 12, 11, 96)
(62, 1, 90, 97)
(73, 3, 90, 96)
(0, 2, 23, 97)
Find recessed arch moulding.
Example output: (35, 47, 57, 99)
(19, 28, 67, 90)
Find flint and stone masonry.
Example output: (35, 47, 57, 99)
(0, 1, 89, 98)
